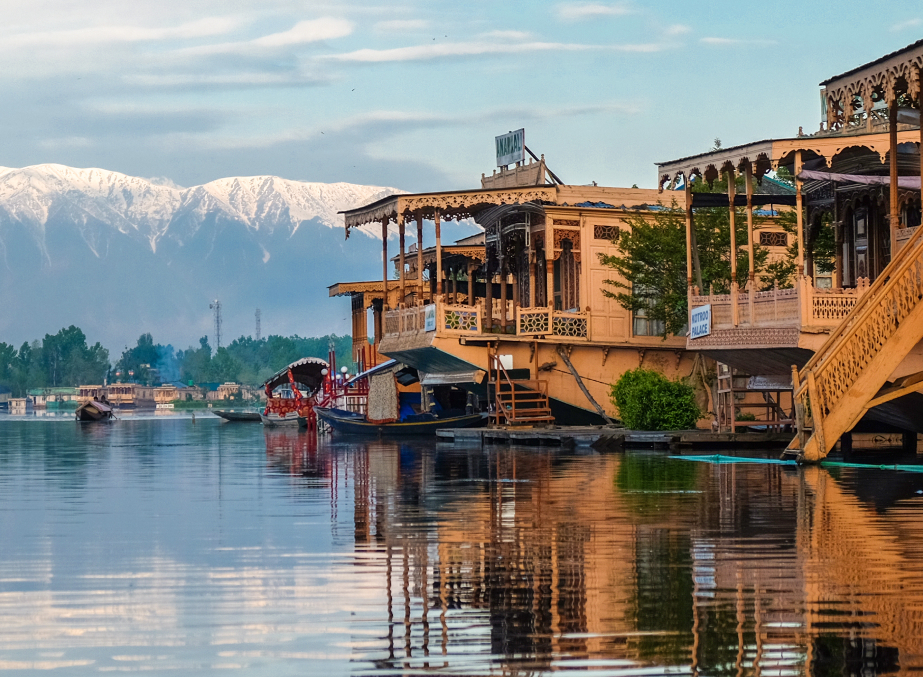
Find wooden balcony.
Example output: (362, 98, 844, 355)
(383, 299, 591, 342)
(688, 277, 871, 351)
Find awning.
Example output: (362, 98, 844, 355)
(345, 359, 398, 386)
(798, 170, 923, 189)
(262, 357, 329, 393)
(420, 370, 486, 386)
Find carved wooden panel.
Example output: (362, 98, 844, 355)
(759, 231, 788, 247)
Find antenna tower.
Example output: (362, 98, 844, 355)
(255, 308, 261, 341)
(209, 299, 222, 349)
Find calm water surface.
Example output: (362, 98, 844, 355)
(2, 417, 923, 675)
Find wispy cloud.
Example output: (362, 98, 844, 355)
(4, 17, 240, 48)
(556, 2, 633, 20)
(664, 24, 691, 36)
(700, 36, 776, 46)
(373, 19, 429, 33)
(176, 18, 354, 56)
(891, 17, 922, 32)
(327, 39, 664, 63)
(479, 30, 533, 41)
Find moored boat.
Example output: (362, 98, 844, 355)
(75, 399, 114, 422)
(213, 410, 262, 422)
(314, 406, 484, 436)
(260, 412, 306, 428)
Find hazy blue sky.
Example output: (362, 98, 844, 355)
(3, 1, 923, 191)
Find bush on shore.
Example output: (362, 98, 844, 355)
(611, 368, 700, 431)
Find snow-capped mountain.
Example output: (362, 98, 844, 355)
(0, 164, 400, 259)
(0, 164, 477, 353)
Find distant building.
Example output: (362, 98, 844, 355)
(0, 386, 11, 411)
(27, 387, 79, 409)
(10, 398, 33, 415)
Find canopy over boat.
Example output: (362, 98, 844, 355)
(262, 357, 329, 394)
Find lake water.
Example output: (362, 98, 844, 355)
(2, 416, 923, 675)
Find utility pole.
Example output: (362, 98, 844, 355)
(255, 308, 261, 341)
(209, 300, 222, 349)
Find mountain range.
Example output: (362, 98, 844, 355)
(0, 164, 477, 353)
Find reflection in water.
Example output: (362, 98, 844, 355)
(1, 420, 923, 674)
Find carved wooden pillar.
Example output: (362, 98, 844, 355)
(684, 179, 694, 328)
(833, 182, 843, 289)
(546, 221, 555, 309)
(890, 101, 900, 254)
(684, 180, 694, 289)
(727, 169, 739, 326)
(484, 257, 493, 330)
(468, 260, 476, 305)
(416, 212, 424, 303)
(499, 258, 508, 330)
(381, 216, 389, 311)
(435, 210, 443, 296)
(795, 150, 805, 277)
(528, 251, 536, 307)
(399, 218, 406, 304)
(919, 74, 923, 222)
(745, 163, 755, 284)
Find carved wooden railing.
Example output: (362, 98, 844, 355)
(790, 224, 923, 461)
(552, 309, 589, 339)
(439, 302, 482, 336)
(691, 280, 869, 331)
(517, 307, 550, 337)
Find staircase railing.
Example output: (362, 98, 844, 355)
(792, 223, 923, 460)
(487, 352, 550, 425)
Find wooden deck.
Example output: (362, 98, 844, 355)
(436, 426, 792, 450)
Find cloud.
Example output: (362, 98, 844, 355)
(251, 18, 353, 47)
(556, 3, 632, 20)
(327, 40, 664, 63)
(700, 36, 776, 46)
(891, 18, 922, 32)
(664, 24, 691, 36)
(373, 19, 429, 33)
(175, 17, 354, 56)
(480, 30, 532, 41)
(5, 17, 240, 48)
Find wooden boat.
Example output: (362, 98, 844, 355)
(75, 399, 114, 422)
(314, 406, 485, 436)
(213, 410, 262, 422)
(260, 413, 306, 428)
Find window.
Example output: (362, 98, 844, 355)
(553, 239, 580, 311)
(594, 224, 620, 241)
(632, 286, 665, 337)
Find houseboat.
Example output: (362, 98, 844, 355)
(656, 39, 923, 461)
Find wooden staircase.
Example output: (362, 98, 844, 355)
(786, 225, 923, 462)
(488, 353, 555, 426)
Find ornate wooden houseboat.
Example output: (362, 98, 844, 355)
(657, 39, 923, 460)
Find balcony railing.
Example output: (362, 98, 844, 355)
(690, 276, 871, 333)
(382, 299, 590, 342)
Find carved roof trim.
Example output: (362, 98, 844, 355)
(342, 186, 558, 233)
(328, 281, 388, 297)
(821, 39, 923, 87)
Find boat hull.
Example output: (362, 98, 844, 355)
(214, 410, 263, 422)
(314, 407, 485, 436)
(75, 401, 113, 422)
(260, 413, 306, 428)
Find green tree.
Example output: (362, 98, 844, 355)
(598, 189, 769, 337)
(114, 333, 160, 385)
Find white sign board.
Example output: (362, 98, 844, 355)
(495, 129, 525, 167)
(690, 304, 711, 339)
(424, 305, 437, 332)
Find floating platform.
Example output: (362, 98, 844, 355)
(436, 426, 792, 450)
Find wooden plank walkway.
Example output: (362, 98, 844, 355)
(437, 426, 792, 450)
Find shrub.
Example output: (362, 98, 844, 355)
(611, 368, 701, 430)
